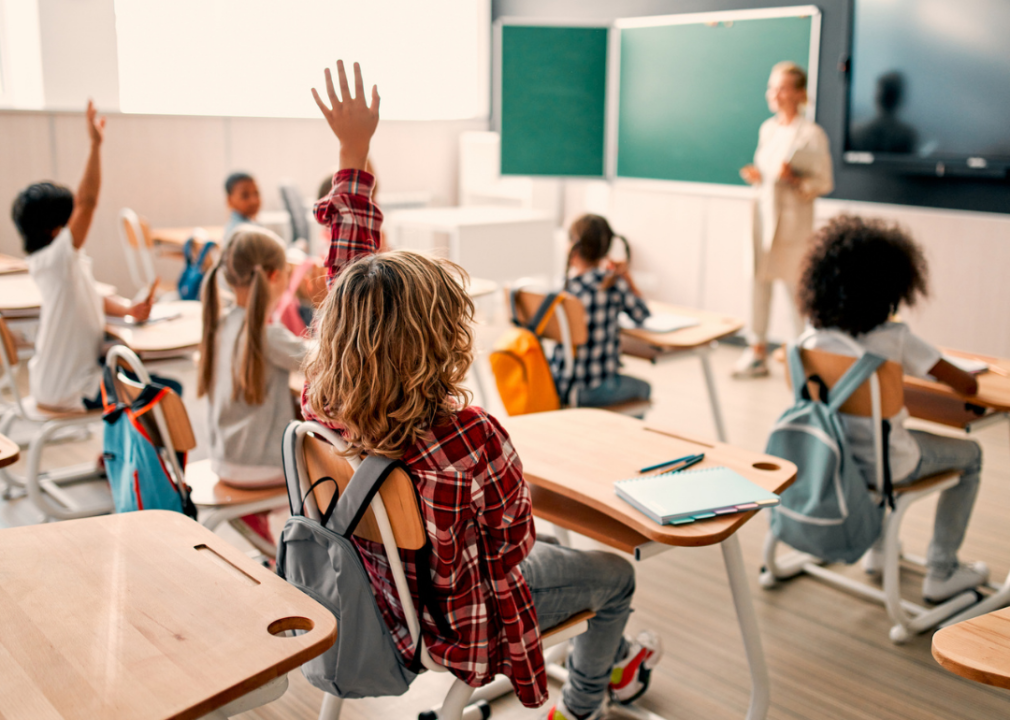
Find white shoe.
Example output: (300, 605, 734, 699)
(731, 348, 769, 379)
(862, 540, 902, 576)
(923, 562, 989, 603)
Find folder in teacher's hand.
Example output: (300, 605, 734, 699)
(615, 466, 779, 526)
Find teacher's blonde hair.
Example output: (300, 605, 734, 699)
(305, 250, 475, 458)
(771, 61, 808, 92)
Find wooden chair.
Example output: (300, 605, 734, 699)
(106, 347, 287, 558)
(118, 208, 158, 291)
(760, 338, 981, 643)
(507, 286, 652, 417)
(284, 420, 595, 720)
(0, 314, 110, 519)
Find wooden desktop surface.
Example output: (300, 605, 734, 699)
(0, 511, 336, 720)
(105, 300, 202, 355)
(904, 349, 1010, 413)
(151, 226, 225, 248)
(0, 274, 116, 316)
(622, 301, 744, 356)
(502, 408, 796, 551)
(0, 254, 28, 275)
(932, 606, 1010, 690)
(0, 433, 19, 468)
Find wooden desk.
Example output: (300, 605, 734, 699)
(0, 274, 116, 319)
(105, 300, 202, 358)
(0, 511, 335, 720)
(621, 301, 745, 442)
(932, 606, 1010, 690)
(904, 348, 1010, 429)
(0, 254, 28, 275)
(0, 432, 19, 468)
(151, 226, 225, 249)
(503, 409, 795, 720)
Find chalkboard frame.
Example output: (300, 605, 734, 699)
(611, 5, 822, 187)
(494, 17, 615, 178)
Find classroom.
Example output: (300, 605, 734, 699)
(0, 1, 1008, 719)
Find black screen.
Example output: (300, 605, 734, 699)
(847, 0, 1010, 163)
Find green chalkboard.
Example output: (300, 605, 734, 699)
(500, 25, 608, 177)
(616, 16, 813, 184)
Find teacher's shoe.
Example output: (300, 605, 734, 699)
(732, 347, 770, 379)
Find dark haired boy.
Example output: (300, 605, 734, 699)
(12, 101, 154, 410)
(223, 171, 261, 243)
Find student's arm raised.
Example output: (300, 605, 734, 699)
(67, 100, 106, 249)
(311, 61, 383, 281)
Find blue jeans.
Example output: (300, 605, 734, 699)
(898, 430, 982, 577)
(577, 374, 651, 408)
(519, 540, 635, 716)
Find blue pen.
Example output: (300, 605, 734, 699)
(666, 453, 704, 473)
(639, 453, 702, 474)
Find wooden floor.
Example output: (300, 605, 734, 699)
(2, 314, 1009, 719)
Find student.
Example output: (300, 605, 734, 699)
(551, 214, 652, 408)
(799, 215, 987, 602)
(302, 61, 662, 720)
(11, 101, 174, 411)
(222, 171, 262, 243)
(198, 226, 309, 541)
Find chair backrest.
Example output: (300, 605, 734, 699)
(279, 183, 310, 245)
(104, 346, 197, 454)
(301, 431, 426, 550)
(285, 420, 440, 673)
(0, 314, 26, 411)
(788, 347, 905, 418)
(118, 208, 157, 289)
(507, 287, 588, 346)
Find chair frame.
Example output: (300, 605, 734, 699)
(287, 420, 593, 720)
(759, 331, 982, 643)
(118, 208, 158, 291)
(0, 314, 109, 519)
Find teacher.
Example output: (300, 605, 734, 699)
(732, 61, 834, 379)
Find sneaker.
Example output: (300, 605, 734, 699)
(731, 348, 769, 379)
(923, 562, 989, 603)
(546, 701, 603, 720)
(862, 539, 902, 576)
(609, 630, 664, 704)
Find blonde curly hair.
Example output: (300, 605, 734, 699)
(305, 250, 475, 457)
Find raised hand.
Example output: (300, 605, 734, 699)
(311, 60, 380, 171)
(739, 164, 762, 185)
(85, 99, 106, 146)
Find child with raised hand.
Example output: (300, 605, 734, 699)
(12, 101, 173, 411)
(552, 214, 652, 409)
(198, 226, 309, 541)
(302, 61, 662, 720)
(800, 215, 987, 602)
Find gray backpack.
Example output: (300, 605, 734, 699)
(276, 426, 453, 699)
(765, 345, 891, 564)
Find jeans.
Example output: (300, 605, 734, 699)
(519, 540, 635, 716)
(577, 374, 651, 408)
(898, 430, 982, 577)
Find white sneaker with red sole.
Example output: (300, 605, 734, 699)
(608, 630, 664, 704)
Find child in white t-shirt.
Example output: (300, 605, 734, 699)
(12, 101, 173, 411)
(799, 214, 986, 603)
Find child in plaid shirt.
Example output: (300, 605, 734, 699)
(301, 61, 662, 720)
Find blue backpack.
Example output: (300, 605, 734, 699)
(177, 237, 216, 301)
(765, 345, 888, 564)
(101, 366, 196, 517)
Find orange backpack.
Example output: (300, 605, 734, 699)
(489, 291, 564, 416)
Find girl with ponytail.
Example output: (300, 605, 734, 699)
(549, 214, 652, 409)
(198, 226, 310, 542)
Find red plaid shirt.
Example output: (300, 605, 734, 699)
(306, 170, 546, 707)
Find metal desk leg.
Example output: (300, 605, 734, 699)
(698, 343, 728, 442)
(721, 534, 770, 720)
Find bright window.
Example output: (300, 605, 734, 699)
(113, 0, 490, 120)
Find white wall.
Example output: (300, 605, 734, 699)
(0, 110, 487, 296)
(561, 180, 1010, 357)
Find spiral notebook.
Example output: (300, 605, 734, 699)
(615, 466, 780, 526)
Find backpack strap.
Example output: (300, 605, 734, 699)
(508, 288, 563, 336)
(194, 240, 216, 268)
(827, 352, 887, 412)
(183, 238, 196, 267)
